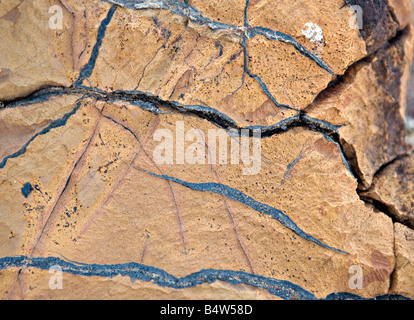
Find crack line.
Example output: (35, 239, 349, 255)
(0, 86, 355, 179)
(135, 168, 348, 254)
(0, 255, 409, 300)
(0, 98, 84, 169)
(99, 0, 335, 75)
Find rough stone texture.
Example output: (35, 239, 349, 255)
(0, 94, 83, 162)
(407, 117, 414, 145)
(0, 97, 397, 299)
(1, 268, 282, 300)
(247, 0, 366, 75)
(0, 0, 414, 300)
(361, 153, 414, 229)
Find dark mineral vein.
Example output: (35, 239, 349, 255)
(99, 0, 335, 74)
(86, 0, 335, 111)
(240, 35, 296, 111)
(246, 27, 334, 74)
(100, 0, 240, 31)
(0, 255, 409, 300)
(244, 0, 250, 29)
(95, 0, 335, 112)
(0, 86, 354, 178)
(242, 0, 333, 74)
(0, 0, 410, 301)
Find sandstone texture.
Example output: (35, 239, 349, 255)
(0, 0, 414, 300)
(404, 0, 414, 146)
(362, 152, 414, 229)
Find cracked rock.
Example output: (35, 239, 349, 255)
(390, 223, 414, 298)
(0, 97, 397, 299)
(306, 27, 414, 187)
(362, 153, 414, 229)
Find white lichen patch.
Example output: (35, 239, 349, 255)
(301, 22, 324, 42)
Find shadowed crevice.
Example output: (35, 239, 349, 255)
(0, 99, 84, 169)
(345, 0, 399, 54)
(0, 85, 356, 179)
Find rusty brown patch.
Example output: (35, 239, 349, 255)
(345, 0, 399, 54)
(242, 99, 279, 123)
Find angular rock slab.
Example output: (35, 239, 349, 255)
(0, 97, 397, 299)
(77, 0, 383, 123)
(390, 223, 414, 299)
(362, 153, 414, 229)
(82, 4, 300, 127)
(0, 93, 83, 162)
(0, 96, 102, 257)
(306, 28, 414, 187)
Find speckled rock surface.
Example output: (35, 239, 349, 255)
(0, 0, 414, 300)
(306, 27, 414, 187)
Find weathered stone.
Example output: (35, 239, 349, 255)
(1, 268, 281, 300)
(0, 94, 83, 162)
(306, 27, 414, 187)
(80, 0, 366, 121)
(247, 0, 367, 75)
(0, 0, 413, 300)
(82, 6, 300, 127)
(188, 0, 246, 27)
(0, 97, 396, 299)
(390, 223, 414, 298)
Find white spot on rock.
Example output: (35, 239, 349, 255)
(301, 22, 323, 43)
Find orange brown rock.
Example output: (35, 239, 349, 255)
(0, 0, 413, 300)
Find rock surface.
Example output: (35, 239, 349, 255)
(362, 152, 414, 229)
(390, 223, 414, 297)
(306, 27, 413, 187)
(0, 0, 413, 300)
